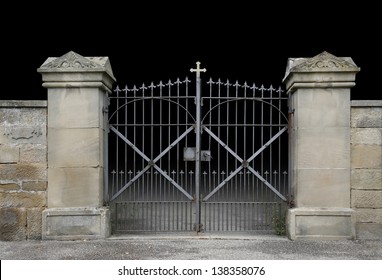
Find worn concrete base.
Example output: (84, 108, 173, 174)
(356, 223, 382, 240)
(287, 207, 355, 240)
(42, 207, 110, 240)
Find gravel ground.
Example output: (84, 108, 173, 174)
(1, 234, 382, 260)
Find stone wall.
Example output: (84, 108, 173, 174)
(351, 100, 382, 239)
(0, 101, 47, 240)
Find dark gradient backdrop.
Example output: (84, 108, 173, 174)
(2, 4, 380, 101)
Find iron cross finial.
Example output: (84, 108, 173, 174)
(190, 61, 206, 79)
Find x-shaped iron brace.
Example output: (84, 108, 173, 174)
(110, 125, 195, 201)
(202, 126, 288, 202)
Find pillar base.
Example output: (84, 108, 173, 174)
(287, 207, 355, 240)
(42, 207, 110, 240)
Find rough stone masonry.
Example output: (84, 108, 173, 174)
(0, 101, 47, 240)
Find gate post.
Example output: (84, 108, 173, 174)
(38, 51, 116, 240)
(283, 51, 360, 240)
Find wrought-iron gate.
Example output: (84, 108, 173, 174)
(105, 62, 289, 233)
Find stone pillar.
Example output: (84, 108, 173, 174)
(38, 51, 116, 240)
(283, 51, 360, 240)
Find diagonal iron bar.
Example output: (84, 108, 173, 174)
(247, 166, 287, 201)
(110, 125, 194, 201)
(203, 126, 243, 163)
(247, 126, 287, 163)
(203, 166, 244, 201)
(202, 126, 288, 201)
(153, 165, 193, 200)
(111, 165, 151, 201)
(110, 126, 150, 162)
(153, 126, 194, 163)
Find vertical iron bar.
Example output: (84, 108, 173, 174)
(226, 80, 230, 186)
(261, 85, 264, 174)
(133, 86, 137, 203)
(252, 84, 256, 203)
(190, 62, 205, 232)
(185, 78, 189, 206)
(211, 171, 216, 230)
(234, 81, 239, 230)
(234, 172, 238, 230)
(252, 85, 256, 229)
(261, 86, 264, 215)
(268, 87, 273, 219)
(168, 80, 172, 176)
(176, 79, 180, 200)
(278, 87, 282, 195)
(208, 79, 213, 203)
(256, 175, 259, 229)
(243, 83, 247, 205)
(167, 81, 172, 231)
(159, 82, 163, 230)
(141, 85, 146, 204)
(195, 74, 202, 232)
(150, 83, 154, 215)
(217, 79, 221, 194)
(124, 87, 128, 199)
(115, 87, 120, 195)
(154, 171, 158, 230)
(270, 86, 273, 186)
(235, 81, 238, 172)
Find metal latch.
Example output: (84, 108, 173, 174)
(183, 148, 212, 161)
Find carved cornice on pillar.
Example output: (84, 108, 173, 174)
(288, 51, 359, 72)
(283, 51, 360, 92)
(37, 51, 116, 92)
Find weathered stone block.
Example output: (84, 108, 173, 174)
(287, 207, 355, 240)
(48, 128, 102, 168)
(295, 89, 350, 128)
(295, 168, 350, 207)
(0, 125, 46, 145)
(351, 107, 382, 128)
(0, 164, 47, 181)
(0, 207, 26, 241)
(0, 192, 47, 208)
(0, 107, 46, 126)
(48, 167, 103, 207)
(0, 183, 20, 191)
(351, 169, 382, 190)
(42, 207, 110, 240)
(21, 108, 47, 125)
(27, 207, 44, 240)
(296, 127, 350, 169)
(20, 145, 47, 163)
(351, 190, 382, 208)
(0, 145, 19, 163)
(356, 209, 382, 223)
(351, 145, 382, 169)
(22, 181, 47, 191)
(0, 109, 22, 125)
(48, 88, 104, 129)
(351, 128, 382, 145)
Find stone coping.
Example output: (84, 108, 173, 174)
(0, 100, 47, 108)
(351, 100, 382, 107)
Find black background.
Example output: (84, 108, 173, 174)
(2, 4, 380, 101)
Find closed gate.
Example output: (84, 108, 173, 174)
(105, 62, 289, 233)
